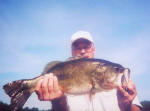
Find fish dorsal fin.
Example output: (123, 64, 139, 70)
(42, 61, 62, 74)
(66, 56, 85, 61)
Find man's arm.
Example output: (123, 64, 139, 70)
(131, 104, 141, 111)
(117, 79, 141, 111)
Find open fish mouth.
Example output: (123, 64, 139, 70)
(121, 68, 130, 87)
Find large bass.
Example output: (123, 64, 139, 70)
(3, 58, 130, 111)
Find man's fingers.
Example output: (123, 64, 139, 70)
(48, 73, 54, 92)
(126, 79, 137, 95)
(126, 87, 136, 95)
(117, 86, 129, 97)
(117, 84, 137, 101)
(35, 73, 63, 101)
(53, 75, 62, 94)
(35, 78, 43, 91)
(117, 79, 138, 110)
(35, 79, 44, 100)
(41, 75, 50, 100)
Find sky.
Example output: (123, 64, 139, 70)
(0, 0, 150, 110)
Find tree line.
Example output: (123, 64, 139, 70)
(0, 101, 150, 111)
(0, 101, 51, 111)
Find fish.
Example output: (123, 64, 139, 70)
(3, 58, 130, 111)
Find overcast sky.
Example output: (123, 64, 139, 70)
(0, 0, 150, 110)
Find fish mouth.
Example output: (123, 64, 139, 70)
(121, 68, 130, 86)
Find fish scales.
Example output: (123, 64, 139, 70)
(47, 59, 99, 94)
(3, 58, 130, 111)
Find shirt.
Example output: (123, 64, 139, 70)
(67, 89, 141, 111)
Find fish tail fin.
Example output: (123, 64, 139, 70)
(3, 80, 32, 111)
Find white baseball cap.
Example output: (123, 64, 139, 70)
(71, 31, 94, 45)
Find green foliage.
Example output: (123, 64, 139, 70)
(141, 101, 150, 111)
(1, 100, 150, 111)
(0, 101, 11, 111)
(0, 101, 51, 111)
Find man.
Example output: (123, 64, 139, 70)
(35, 31, 142, 111)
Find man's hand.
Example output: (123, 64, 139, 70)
(117, 79, 138, 111)
(35, 73, 63, 101)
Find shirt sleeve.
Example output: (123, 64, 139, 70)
(132, 96, 142, 108)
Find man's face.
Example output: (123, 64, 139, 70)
(72, 39, 95, 58)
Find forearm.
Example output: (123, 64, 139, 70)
(120, 103, 141, 111)
(51, 95, 69, 111)
(131, 104, 141, 111)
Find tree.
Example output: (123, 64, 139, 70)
(141, 101, 150, 111)
(0, 101, 51, 111)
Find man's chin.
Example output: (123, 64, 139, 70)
(76, 55, 90, 58)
